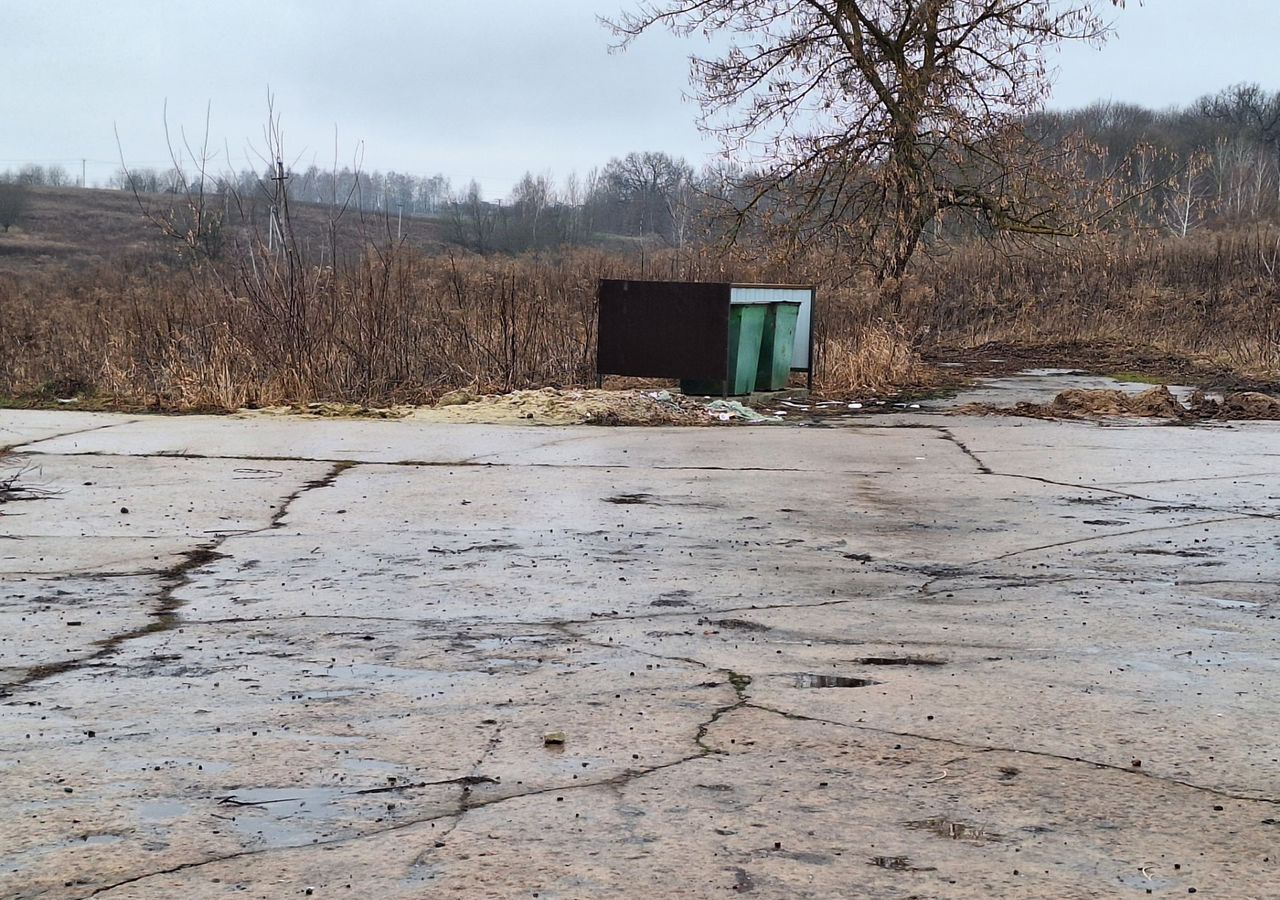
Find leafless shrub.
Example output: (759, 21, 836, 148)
(2, 223, 1279, 409)
(0, 457, 53, 509)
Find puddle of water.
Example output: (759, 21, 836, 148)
(218, 786, 354, 847)
(795, 674, 878, 689)
(1209, 598, 1261, 610)
(1114, 871, 1180, 891)
(219, 786, 344, 818)
(907, 817, 1000, 842)
(777, 369, 1217, 424)
(76, 833, 124, 847)
(137, 799, 190, 822)
(856, 657, 944, 667)
(285, 688, 364, 701)
(922, 370, 1205, 413)
(1021, 368, 1089, 377)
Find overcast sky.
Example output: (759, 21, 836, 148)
(5, 1, 1280, 197)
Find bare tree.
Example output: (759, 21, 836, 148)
(598, 151, 693, 243)
(509, 171, 555, 247)
(447, 180, 497, 254)
(116, 103, 226, 258)
(1163, 153, 1207, 239)
(610, 0, 1126, 284)
(0, 179, 30, 232)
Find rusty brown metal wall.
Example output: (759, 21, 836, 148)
(596, 280, 731, 380)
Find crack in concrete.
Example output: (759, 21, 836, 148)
(14, 447, 828, 475)
(743, 702, 1280, 806)
(982, 463, 1276, 523)
(932, 426, 993, 475)
(1, 460, 358, 696)
(68, 620, 744, 897)
(78, 703, 731, 898)
(696, 671, 752, 754)
(549, 622, 710, 669)
(1103, 470, 1280, 487)
(270, 460, 359, 527)
(459, 431, 600, 463)
(82, 757, 709, 897)
(928, 425, 1280, 526)
(978, 515, 1259, 563)
(0, 542, 230, 696)
(409, 723, 507, 863)
(2, 419, 141, 454)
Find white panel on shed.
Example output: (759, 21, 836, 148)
(731, 286, 813, 369)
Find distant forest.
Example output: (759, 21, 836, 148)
(5, 83, 1279, 255)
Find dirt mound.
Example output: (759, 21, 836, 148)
(1050, 386, 1188, 419)
(241, 389, 776, 426)
(1219, 391, 1280, 420)
(413, 388, 711, 426)
(962, 385, 1280, 422)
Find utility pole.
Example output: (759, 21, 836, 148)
(269, 157, 290, 253)
(396, 200, 403, 240)
(81, 159, 86, 188)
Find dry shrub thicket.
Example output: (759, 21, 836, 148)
(1, 216, 1278, 409)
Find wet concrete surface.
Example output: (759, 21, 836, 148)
(763, 369, 1208, 422)
(2, 408, 1279, 898)
(919, 369, 1205, 410)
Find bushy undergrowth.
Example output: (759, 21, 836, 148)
(1, 226, 1277, 410)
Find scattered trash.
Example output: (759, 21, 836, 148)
(436, 389, 481, 407)
(704, 400, 782, 423)
(543, 731, 566, 746)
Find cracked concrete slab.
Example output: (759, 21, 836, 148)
(0, 412, 137, 453)
(2, 409, 1278, 898)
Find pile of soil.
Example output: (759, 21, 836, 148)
(413, 388, 711, 426)
(1050, 386, 1189, 419)
(1216, 391, 1280, 420)
(961, 385, 1280, 422)
(927, 341, 1247, 387)
(245, 389, 761, 426)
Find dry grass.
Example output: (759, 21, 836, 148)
(0, 186, 449, 276)
(816, 324, 928, 395)
(910, 226, 1280, 375)
(1, 200, 1278, 410)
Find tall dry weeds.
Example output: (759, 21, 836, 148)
(816, 325, 927, 395)
(1, 225, 1278, 409)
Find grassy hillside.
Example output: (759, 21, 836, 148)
(0, 185, 448, 274)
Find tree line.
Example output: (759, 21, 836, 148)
(1031, 83, 1280, 235)
(4, 82, 1279, 252)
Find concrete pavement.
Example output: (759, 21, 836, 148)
(2, 409, 1278, 898)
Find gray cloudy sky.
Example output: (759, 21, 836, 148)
(5, 1, 1280, 197)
